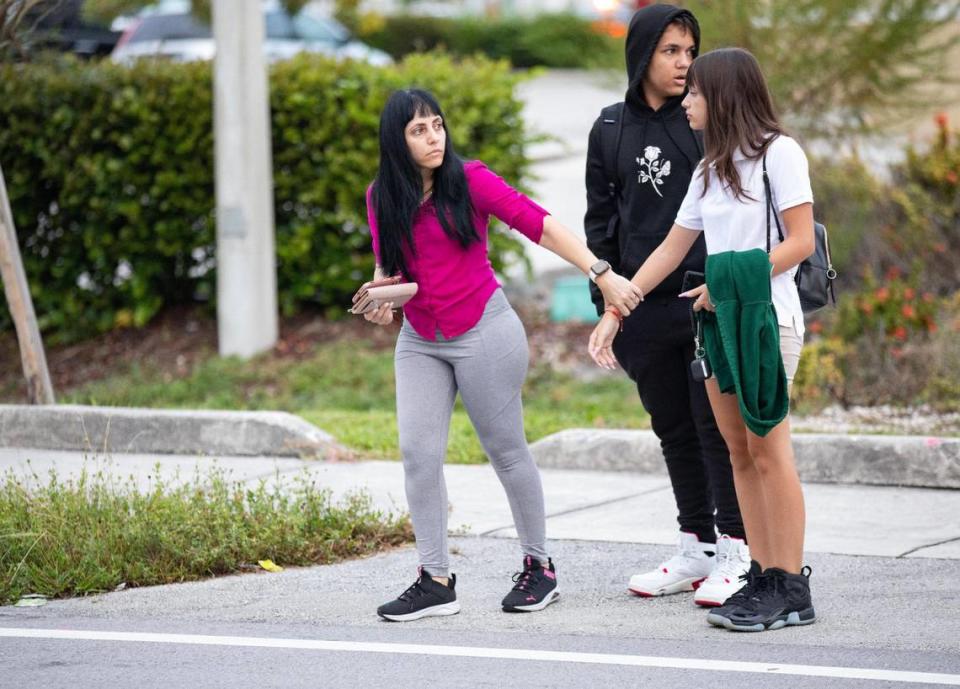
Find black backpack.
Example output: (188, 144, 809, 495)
(598, 103, 627, 204)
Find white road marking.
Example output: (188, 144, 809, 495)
(1, 627, 958, 686)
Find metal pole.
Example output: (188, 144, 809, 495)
(212, 0, 278, 358)
(0, 163, 55, 404)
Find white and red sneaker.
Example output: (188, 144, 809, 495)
(694, 534, 751, 607)
(628, 532, 714, 597)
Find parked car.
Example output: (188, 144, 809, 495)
(111, 1, 392, 65)
(14, 0, 120, 59)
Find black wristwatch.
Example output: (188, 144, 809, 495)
(589, 260, 612, 283)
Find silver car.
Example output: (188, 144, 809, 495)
(111, 2, 392, 65)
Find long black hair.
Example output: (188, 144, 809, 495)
(371, 89, 478, 280)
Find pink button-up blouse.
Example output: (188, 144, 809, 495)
(366, 160, 549, 340)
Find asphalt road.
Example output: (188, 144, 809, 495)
(3, 537, 959, 688)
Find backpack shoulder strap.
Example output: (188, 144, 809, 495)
(599, 102, 626, 199)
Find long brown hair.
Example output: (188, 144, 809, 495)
(687, 48, 784, 201)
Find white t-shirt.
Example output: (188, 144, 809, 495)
(675, 135, 813, 335)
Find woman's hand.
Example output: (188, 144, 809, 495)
(588, 312, 621, 369)
(596, 272, 644, 316)
(363, 302, 395, 326)
(680, 284, 715, 312)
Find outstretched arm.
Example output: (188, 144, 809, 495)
(588, 224, 701, 368)
(539, 216, 644, 316)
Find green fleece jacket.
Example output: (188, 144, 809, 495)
(703, 249, 789, 437)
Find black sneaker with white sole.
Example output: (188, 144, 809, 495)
(377, 568, 460, 622)
(501, 555, 560, 612)
(718, 566, 816, 632)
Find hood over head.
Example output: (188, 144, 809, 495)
(624, 4, 700, 112)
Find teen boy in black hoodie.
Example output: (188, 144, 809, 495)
(584, 4, 749, 606)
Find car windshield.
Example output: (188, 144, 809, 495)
(129, 13, 211, 42)
(128, 9, 350, 45)
(292, 11, 350, 43)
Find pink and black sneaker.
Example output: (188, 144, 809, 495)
(501, 555, 560, 612)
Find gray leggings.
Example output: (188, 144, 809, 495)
(395, 289, 548, 577)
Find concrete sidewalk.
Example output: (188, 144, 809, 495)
(2, 447, 958, 560)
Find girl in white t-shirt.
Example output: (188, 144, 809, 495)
(588, 47, 816, 632)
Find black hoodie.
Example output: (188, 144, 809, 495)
(584, 4, 706, 312)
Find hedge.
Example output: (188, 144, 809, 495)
(0, 53, 531, 342)
(359, 13, 622, 69)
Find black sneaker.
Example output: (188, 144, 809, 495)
(721, 566, 816, 632)
(706, 559, 762, 627)
(377, 568, 460, 622)
(501, 555, 560, 612)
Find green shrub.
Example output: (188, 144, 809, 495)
(809, 153, 889, 278)
(800, 285, 960, 410)
(884, 113, 960, 296)
(360, 13, 621, 69)
(833, 267, 939, 344)
(792, 336, 848, 413)
(841, 113, 960, 298)
(0, 53, 532, 342)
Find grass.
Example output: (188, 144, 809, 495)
(64, 340, 649, 463)
(0, 464, 411, 605)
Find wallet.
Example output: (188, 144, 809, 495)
(349, 276, 419, 315)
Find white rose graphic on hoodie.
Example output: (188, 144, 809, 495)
(637, 145, 671, 198)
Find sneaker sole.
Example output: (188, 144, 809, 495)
(378, 600, 461, 622)
(695, 589, 734, 607)
(694, 597, 724, 607)
(708, 607, 816, 632)
(502, 589, 560, 613)
(628, 577, 706, 597)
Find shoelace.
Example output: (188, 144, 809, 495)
(742, 571, 780, 609)
(510, 567, 540, 593)
(398, 579, 427, 602)
(724, 567, 756, 601)
(713, 541, 748, 578)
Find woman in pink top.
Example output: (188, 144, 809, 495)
(367, 89, 643, 622)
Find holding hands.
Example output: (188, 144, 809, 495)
(588, 270, 642, 370)
(588, 308, 621, 369)
(595, 272, 644, 316)
(589, 282, 714, 369)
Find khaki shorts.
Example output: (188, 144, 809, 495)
(779, 323, 804, 384)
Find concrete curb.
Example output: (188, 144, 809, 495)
(0, 405, 343, 459)
(530, 429, 960, 489)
